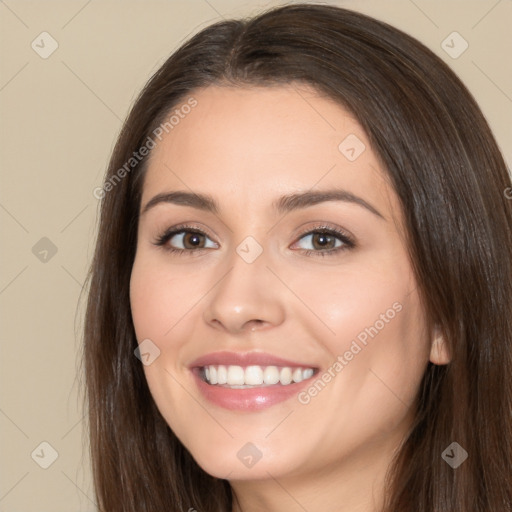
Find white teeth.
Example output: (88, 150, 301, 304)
(245, 365, 263, 385)
(227, 365, 245, 385)
(303, 368, 314, 379)
(202, 364, 315, 387)
(292, 368, 303, 383)
(217, 365, 227, 385)
(263, 366, 280, 385)
(280, 367, 292, 385)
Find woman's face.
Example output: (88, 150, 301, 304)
(130, 84, 440, 481)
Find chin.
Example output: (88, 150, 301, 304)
(188, 441, 305, 481)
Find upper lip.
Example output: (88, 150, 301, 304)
(189, 351, 318, 369)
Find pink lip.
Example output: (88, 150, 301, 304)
(189, 350, 316, 369)
(188, 351, 319, 411)
(190, 369, 317, 411)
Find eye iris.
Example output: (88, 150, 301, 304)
(183, 232, 204, 249)
(313, 233, 335, 250)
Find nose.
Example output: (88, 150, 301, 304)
(202, 248, 286, 335)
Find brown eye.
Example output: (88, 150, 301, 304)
(310, 232, 338, 250)
(180, 232, 206, 249)
(290, 226, 356, 258)
(154, 227, 218, 253)
(295, 229, 352, 252)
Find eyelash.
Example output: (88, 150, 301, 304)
(152, 223, 356, 258)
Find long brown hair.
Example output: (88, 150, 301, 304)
(81, 3, 512, 511)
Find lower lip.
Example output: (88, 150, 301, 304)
(191, 368, 315, 411)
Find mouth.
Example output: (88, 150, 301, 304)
(190, 361, 320, 411)
(196, 364, 317, 388)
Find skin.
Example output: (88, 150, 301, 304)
(129, 84, 450, 512)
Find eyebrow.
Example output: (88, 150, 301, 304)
(140, 189, 385, 220)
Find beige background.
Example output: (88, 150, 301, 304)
(0, 0, 510, 510)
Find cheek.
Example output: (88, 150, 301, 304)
(288, 258, 429, 411)
(129, 257, 205, 345)
(129, 257, 204, 443)
(285, 255, 413, 347)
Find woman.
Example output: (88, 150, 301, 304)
(82, 3, 512, 511)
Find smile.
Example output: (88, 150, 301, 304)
(201, 364, 315, 387)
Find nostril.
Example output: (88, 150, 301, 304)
(248, 319, 264, 331)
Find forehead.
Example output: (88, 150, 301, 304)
(141, 84, 400, 224)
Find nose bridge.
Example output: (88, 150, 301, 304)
(202, 238, 285, 332)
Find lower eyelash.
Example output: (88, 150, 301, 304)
(302, 247, 347, 258)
